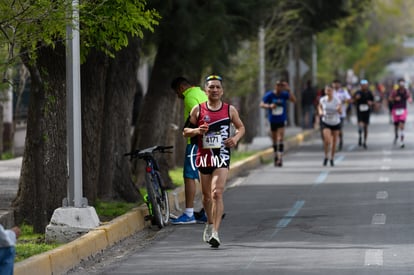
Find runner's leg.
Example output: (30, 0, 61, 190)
(399, 121, 405, 147)
(323, 128, 331, 160)
(364, 124, 368, 143)
(210, 168, 228, 232)
(271, 128, 278, 164)
(277, 127, 285, 165)
(200, 173, 213, 224)
(357, 115, 363, 146)
(331, 129, 339, 160)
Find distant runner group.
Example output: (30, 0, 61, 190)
(262, 78, 412, 167)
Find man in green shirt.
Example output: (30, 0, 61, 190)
(171, 77, 208, 224)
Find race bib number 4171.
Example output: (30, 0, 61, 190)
(202, 132, 222, 149)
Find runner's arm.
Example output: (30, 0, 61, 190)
(260, 94, 273, 109)
(224, 106, 245, 148)
(183, 105, 208, 138)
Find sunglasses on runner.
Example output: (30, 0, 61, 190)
(205, 75, 223, 82)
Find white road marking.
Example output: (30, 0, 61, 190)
(376, 191, 388, 199)
(371, 213, 386, 225)
(275, 200, 305, 229)
(314, 171, 328, 185)
(378, 176, 389, 182)
(245, 200, 306, 269)
(364, 249, 383, 266)
(335, 155, 345, 163)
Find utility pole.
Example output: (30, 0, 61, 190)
(312, 34, 317, 86)
(258, 26, 266, 136)
(45, 0, 99, 243)
(288, 44, 296, 127)
(65, 0, 84, 208)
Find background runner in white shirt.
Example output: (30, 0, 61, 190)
(318, 85, 342, 166)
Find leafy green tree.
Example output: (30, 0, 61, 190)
(1, 0, 159, 233)
(317, 0, 414, 84)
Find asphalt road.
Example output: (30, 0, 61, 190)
(71, 106, 414, 275)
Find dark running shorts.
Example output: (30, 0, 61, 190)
(357, 111, 370, 124)
(321, 121, 341, 131)
(198, 166, 229, 175)
(270, 121, 286, 131)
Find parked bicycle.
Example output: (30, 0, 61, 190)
(124, 145, 173, 229)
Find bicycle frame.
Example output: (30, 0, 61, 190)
(125, 145, 172, 228)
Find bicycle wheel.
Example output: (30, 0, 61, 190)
(154, 171, 170, 226)
(145, 174, 164, 228)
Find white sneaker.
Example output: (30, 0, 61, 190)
(208, 231, 221, 248)
(203, 224, 213, 243)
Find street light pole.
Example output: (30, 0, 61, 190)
(65, 0, 85, 208)
(258, 26, 266, 136)
(46, 0, 99, 243)
(312, 34, 317, 87)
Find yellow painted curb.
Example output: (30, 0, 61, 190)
(48, 242, 79, 275)
(14, 253, 51, 275)
(73, 229, 108, 261)
(99, 205, 148, 246)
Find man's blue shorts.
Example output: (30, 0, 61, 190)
(183, 144, 199, 180)
(0, 246, 15, 274)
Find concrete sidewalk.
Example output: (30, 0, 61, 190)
(6, 127, 316, 275)
(0, 157, 22, 228)
(0, 122, 25, 227)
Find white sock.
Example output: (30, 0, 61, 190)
(184, 208, 194, 217)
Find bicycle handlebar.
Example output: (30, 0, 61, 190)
(124, 145, 174, 160)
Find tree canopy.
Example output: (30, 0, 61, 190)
(317, 0, 414, 84)
(0, 0, 159, 67)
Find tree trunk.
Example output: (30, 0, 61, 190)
(12, 41, 147, 233)
(294, 42, 302, 126)
(132, 42, 178, 188)
(240, 81, 260, 143)
(13, 45, 67, 233)
(98, 37, 141, 202)
(79, 51, 110, 205)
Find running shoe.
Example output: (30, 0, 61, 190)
(358, 137, 362, 146)
(400, 142, 405, 148)
(170, 213, 196, 225)
(203, 223, 213, 243)
(277, 158, 283, 167)
(330, 159, 334, 167)
(323, 158, 328, 166)
(274, 156, 278, 167)
(363, 143, 367, 149)
(209, 231, 221, 248)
